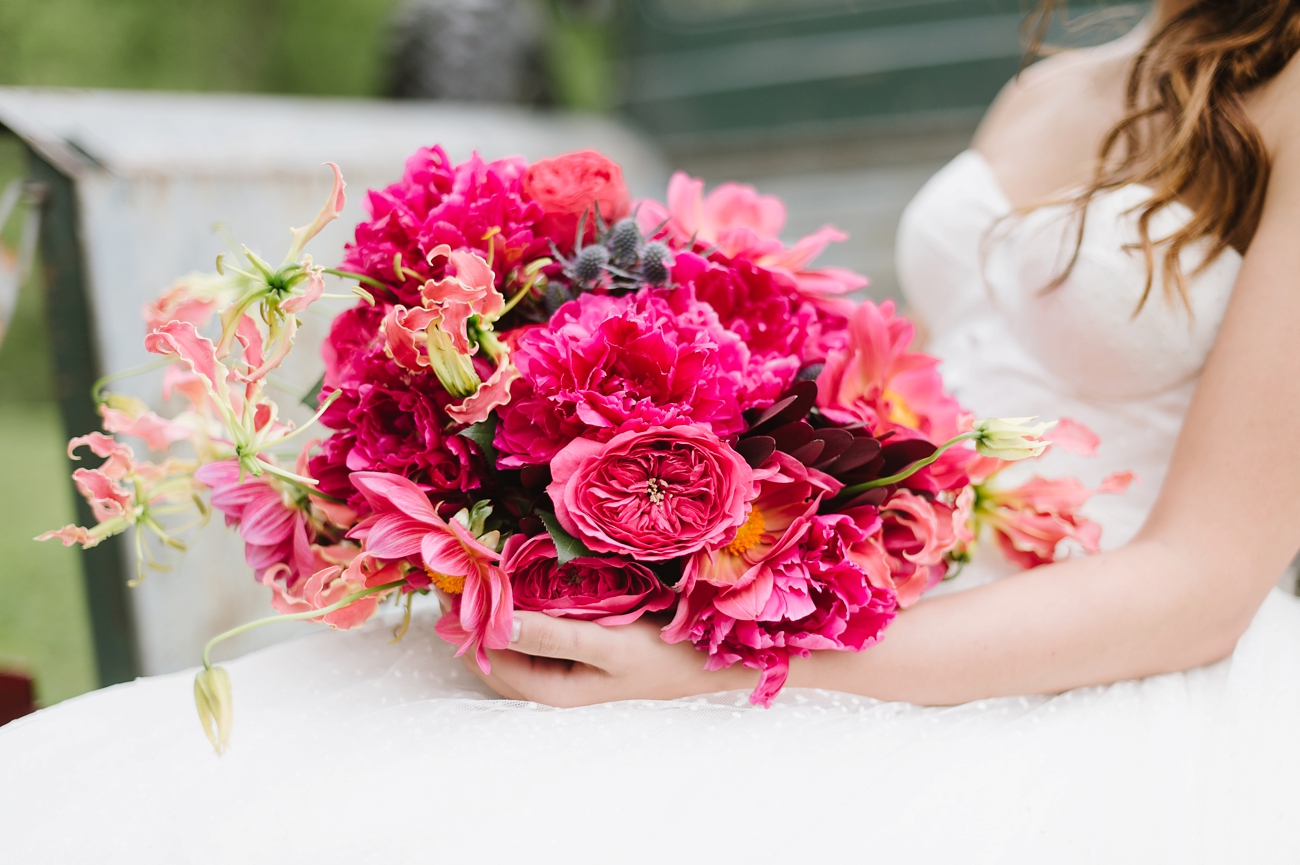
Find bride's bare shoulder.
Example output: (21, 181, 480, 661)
(971, 40, 1137, 205)
(1252, 49, 1300, 163)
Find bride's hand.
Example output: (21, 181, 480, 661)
(463, 611, 759, 707)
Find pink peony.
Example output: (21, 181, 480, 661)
(816, 299, 964, 442)
(547, 424, 755, 562)
(502, 534, 674, 625)
(664, 512, 898, 707)
(310, 302, 485, 515)
(979, 472, 1135, 569)
(522, 150, 630, 251)
(494, 287, 752, 468)
(341, 147, 545, 308)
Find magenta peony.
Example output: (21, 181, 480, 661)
(665, 512, 898, 707)
(502, 534, 674, 625)
(309, 303, 484, 515)
(494, 287, 753, 468)
(340, 147, 545, 307)
(547, 424, 755, 562)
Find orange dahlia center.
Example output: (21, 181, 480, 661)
(883, 388, 920, 429)
(724, 508, 766, 556)
(427, 569, 465, 595)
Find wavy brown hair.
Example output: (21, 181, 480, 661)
(1025, 0, 1300, 311)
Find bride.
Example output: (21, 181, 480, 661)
(4, 0, 1299, 860)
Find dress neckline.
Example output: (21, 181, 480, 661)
(962, 148, 1192, 221)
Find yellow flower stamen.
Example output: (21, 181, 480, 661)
(725, 508, 766, 556)
(428, 569, 465, 594)
(883, 388, 920, 429)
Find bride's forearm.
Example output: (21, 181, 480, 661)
(788, 540, 1266, 705)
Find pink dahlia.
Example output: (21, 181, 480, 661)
(665, 512, 898, 707)
(687, 451, 838, 587)
(348, 472, 511, 672)
(340, 147, 545, 307)
(547, 424, 756, 562)
(309, 303, 484, 515)
(494, 287, 752, 468)
(635, 171, 867, 302)
(502, 533, 674, 625)
(817, 299, 964, 442)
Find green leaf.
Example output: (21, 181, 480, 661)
(457, 414, 498, 465)
(300, 373, 326, 409)
(538, 510, 595, 566)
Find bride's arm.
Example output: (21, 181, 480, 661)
(468, 87, 1300, 711)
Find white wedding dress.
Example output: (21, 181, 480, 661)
(4, 151, 1299, 864)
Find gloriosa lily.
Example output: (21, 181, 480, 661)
(41, 165, 374, 576)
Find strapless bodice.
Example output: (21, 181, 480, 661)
(896, 150, 1242, 555)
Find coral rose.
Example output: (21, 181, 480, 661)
(522, 149, 630, 250)
(547, 424, 755, 562)
(503, 534, 674, 625)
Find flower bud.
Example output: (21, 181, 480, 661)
(973, 417, 1055, 461)
(194, 665, 233, 754)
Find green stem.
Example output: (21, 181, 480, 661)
(322, 268, 389, 293)
(497, 279, 535, 317)
(834, 431, 978, 500)
(91, 357, 174, 403)
(202, 579, 407, 668)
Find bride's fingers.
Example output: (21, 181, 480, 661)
(460, 652, 527, 701)
(508, 611, 613, 667)
(483, 646, 597, 706)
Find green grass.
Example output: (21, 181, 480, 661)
(0, 404, 97, 706)
(0, 140, 97, 704)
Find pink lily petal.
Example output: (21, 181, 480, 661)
(445, 358, 520, 424)
(1049, 417, 1101, 457)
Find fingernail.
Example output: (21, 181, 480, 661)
(510, 617, 521, 643)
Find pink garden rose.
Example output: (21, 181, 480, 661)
(494, 287, 753, 468)
(664, 512, 898, 707)
(522, 149, 630, 250)
(547, 424, 755, 562)
(502, 534, 674, 625)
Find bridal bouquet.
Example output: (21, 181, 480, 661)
(40, 147, 1131, 751)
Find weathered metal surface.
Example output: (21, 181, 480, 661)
(0, 87, 668, 676)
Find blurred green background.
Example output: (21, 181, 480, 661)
(0, 0, 616, 708)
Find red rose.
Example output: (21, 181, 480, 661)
(522, 150, 631, 250)
(502, 534, 674, 625)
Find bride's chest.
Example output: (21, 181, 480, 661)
(897, 152, 1240, 402)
